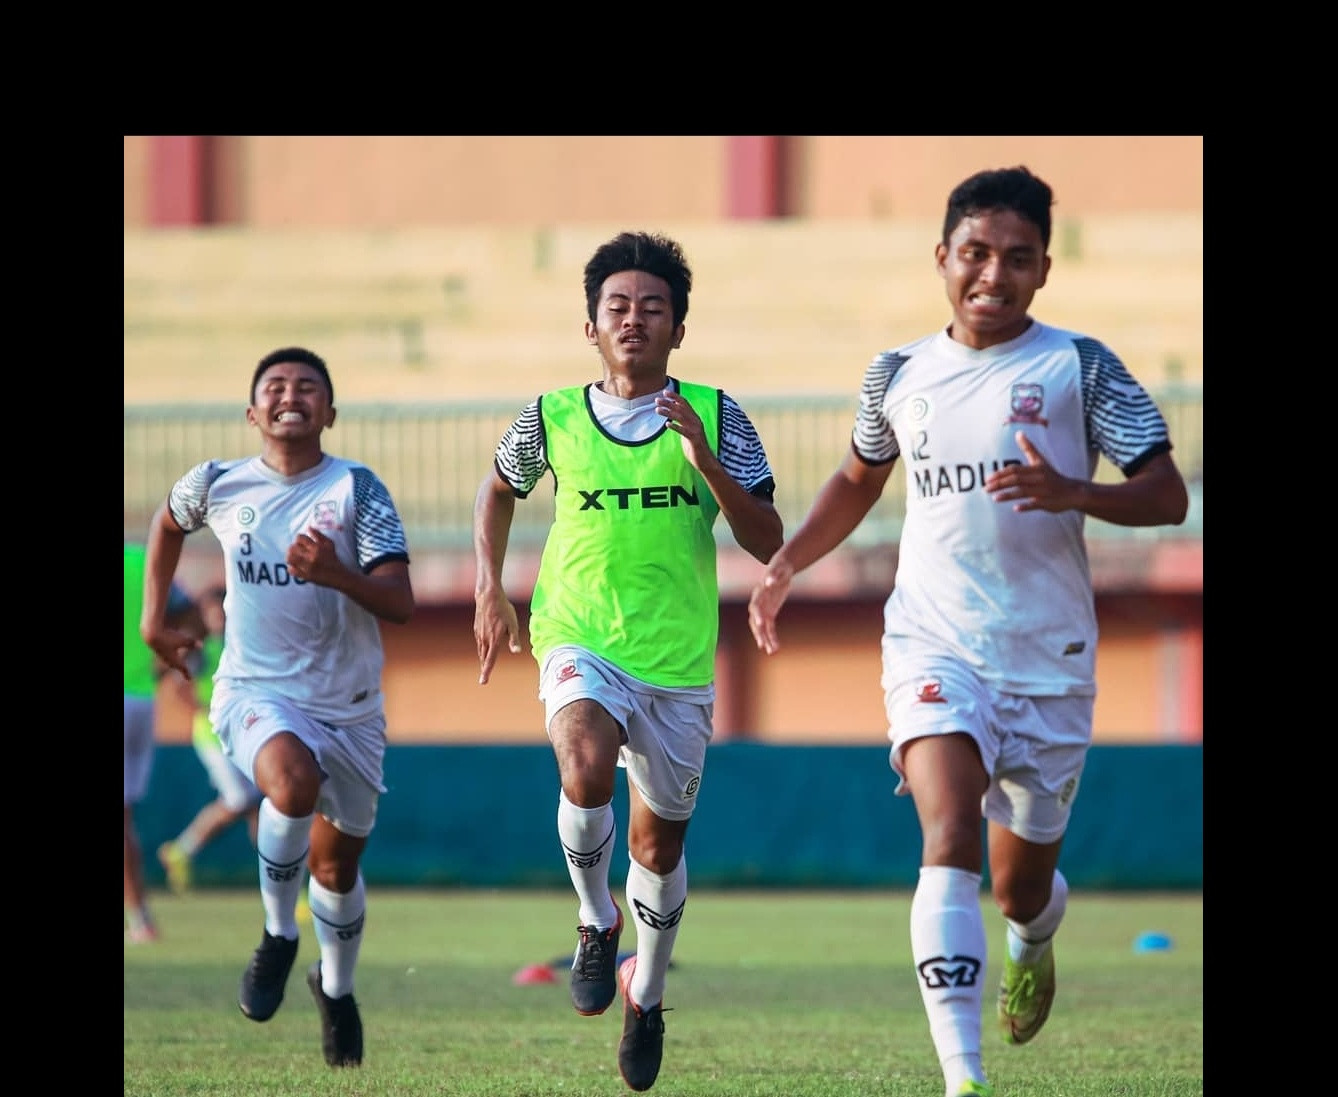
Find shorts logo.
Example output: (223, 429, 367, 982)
(242, 708, 261, 729)
(915, 680, 947, 704)
(1058, 776, 1079, 808)
(917, 954, 983, 989)
(684, 775, 701, 798)
(553, 660, 581, 686)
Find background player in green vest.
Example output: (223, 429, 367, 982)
(474, 231, 783, 1092)
(124, 541, 194, 943)
(158, 586, 264, 891)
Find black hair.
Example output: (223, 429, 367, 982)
(250, 346, 334, 405)
(943, 166, 1055, 251)
(583, 232, 692, 328)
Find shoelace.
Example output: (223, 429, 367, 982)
(575, 925, 614, 978)
(1004, 967, 1037, 1014)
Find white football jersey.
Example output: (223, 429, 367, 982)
(168, 454, 410, 724)
(854, 320, 1175, 696)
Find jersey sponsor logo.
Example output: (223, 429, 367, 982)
(235, 560, 308, 586)
(917, 954, 983, 989)
(577, 484, 701, 511)
(914, 458, 1022, 498)
(632, 896, 685, 932)
(1005, 383, 1049, 426)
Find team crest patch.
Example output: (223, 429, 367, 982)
(312, 501, 339, 532)
(1005, 383, 1049, 426)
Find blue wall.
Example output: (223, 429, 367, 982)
(139, 743, 1202, 890)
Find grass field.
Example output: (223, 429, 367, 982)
(124, 889, 1202, 1097)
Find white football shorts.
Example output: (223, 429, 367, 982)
(539, 644, 714, 822)
(210, 683, 387, 838)
(881, 640, 1093, 845)
(193, 716, 262, 813)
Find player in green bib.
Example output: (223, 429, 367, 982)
(158, 586, 264, 894)
(124, 541, 194, 943)
(474, 231, 783, 1092)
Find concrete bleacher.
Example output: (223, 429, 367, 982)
(123, 215, 1202, 407)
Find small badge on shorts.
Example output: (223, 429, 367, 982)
(915, 680, 947, 704)
(553, 659, 581, 687)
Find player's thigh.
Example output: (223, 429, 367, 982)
(985, 693, 1092, 845)
(621, 693, 712, 823)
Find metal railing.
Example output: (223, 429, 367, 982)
(124, 387, 1203, 549)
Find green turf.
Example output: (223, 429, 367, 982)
(124, 889, 1202, 1096)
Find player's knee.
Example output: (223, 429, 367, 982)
(990, 869, 1050, 923)
(920, 817, 984, 870)
(308, 855, 359, 893)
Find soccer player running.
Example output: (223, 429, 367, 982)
(139, 347, 414, 1069)
(124, 541, 194, 944)
(746, 167, 1190, 1097)
(474, 231, 782, 1092)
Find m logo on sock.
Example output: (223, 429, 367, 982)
(917, 954, 983, 989)
(632, 897, 685, 932)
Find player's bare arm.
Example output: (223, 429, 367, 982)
(285, 528, 414, 624)
(657, 387, 783, 562)
(988, 432, 1188, 526)
(472, 470, 525, 684)
(140, 499, 202, 678)
(748, 448, 893, 655)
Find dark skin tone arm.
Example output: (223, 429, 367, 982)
(750, 435, 1188, 656)
(749, 446, 893, 655)
(473, 470, 523, 685)
(140, 500, 414, 679)
(654, 386, 782, 563)
(987, 432, 1189, 526)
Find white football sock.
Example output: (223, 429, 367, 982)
(910, 865, 988, 1091)
(255, 798, 310, 940)
(310, 872, 365, 999)
(625, 855, 686, 1009)
(557, 791, 619, 928)
(1006, 869, 1068, 963)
